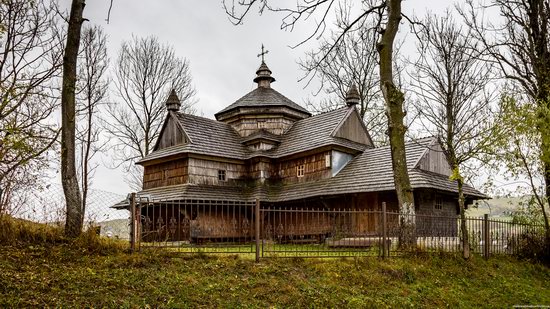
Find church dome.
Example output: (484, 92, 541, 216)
(215, 48, 311, 137)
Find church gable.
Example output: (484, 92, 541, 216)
(331, 108, 373, 147)
(414, 140, 452, 176)
(154, 113, 189, 151)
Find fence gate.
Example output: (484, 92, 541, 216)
(259, 207, 388, 258)
(131, 196, 257, 254)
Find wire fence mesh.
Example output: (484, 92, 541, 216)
(1, 183, 129, 239)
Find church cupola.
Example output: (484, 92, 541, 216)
(166, 89, 181, 111)
(345, 85, 360, 107)
(214, 45, 311, 137)
(253, 45, 275, 88)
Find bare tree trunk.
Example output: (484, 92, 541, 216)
(456, 176, 470, 259)
(62, 0, 85, 237)
(80, 100, 93, 227)
(75, 25, 109, 226)
(377, 0, 415, 248)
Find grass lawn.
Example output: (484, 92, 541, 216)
(1, 242, 549, 308)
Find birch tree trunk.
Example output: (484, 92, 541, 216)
(377, 0, 415, 248)
(62, 0, 85, 237)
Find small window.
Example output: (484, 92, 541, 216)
(297, 164, 305, 177)
(325, 153, 331, 168)
(218, 170, 226, 181)
(434, 196, 443, 210)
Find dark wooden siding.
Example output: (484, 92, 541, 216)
(416, 143, 452, 176)
(278, 151, 331, 183)
(188, 158, 246, 185)
(414, 190, 458, 236)
(156, 115, 187, 150)
(333, 110, 372, 146)
(143, 159, 189, 189)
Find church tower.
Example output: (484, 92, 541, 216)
(215, 46, 311, 150)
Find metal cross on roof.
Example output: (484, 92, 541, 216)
(257, 44, 269, 62)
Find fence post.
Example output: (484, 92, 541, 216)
(255, 199, 260, 263)
(382, 202, 387, 258)
(130, 193, 136, 252)
(483, 214, 489, 260)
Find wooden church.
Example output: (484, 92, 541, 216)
(121, 58, 486, 243)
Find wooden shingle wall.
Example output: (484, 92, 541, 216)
(188, 158, 246, 185)
(228, 116, 294, 137)
(416, 143, 452, 176)
(156, 115, 187, 150)
(278, 151, 332, 183)
(143, 159, 189, 189)
(248, 159, 276, 179)
(333, 110, 372, 146)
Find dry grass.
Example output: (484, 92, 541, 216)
(0, 215, 64, 245)
(0, 215, 127, 253)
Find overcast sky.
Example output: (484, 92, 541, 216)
(51, 0, 477, 195)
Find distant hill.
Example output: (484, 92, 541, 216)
(466, 196, 528, 218)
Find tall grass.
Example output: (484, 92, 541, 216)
(0, 215, 64, 245)
(0, 214, 127, 254)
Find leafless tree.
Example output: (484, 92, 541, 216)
(410, 11, 499, 258)
(105, 36, 196, 190)
(460, 0, 550, 237)
(298, 1, 386, 145)
(61, 0, 86, 237)
(75, 24, 109, 225)
(224, 0, 417, 246)
(0, 0, 62, 216)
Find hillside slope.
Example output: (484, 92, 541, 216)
(1, 244, 548, 308)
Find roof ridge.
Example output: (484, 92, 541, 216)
(176, 112, 218, 123)
(310, 106, 348, 117)
(176, 112, 240, 133)
(372, 136, 436, 149)
(215, 86, 310, 117)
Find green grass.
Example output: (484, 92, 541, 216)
(1, 242, 549, 308)
(148, 242, 382, 257)
(1, 215, 549, 307)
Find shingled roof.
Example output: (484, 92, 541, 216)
(268, 107, 368, 157)
(138, 107, 366, 163)
(215, 87, 311, 118)
(137, 113, 249, 163)
(134, 137, 486, 203)
(262, 137, 486, 201)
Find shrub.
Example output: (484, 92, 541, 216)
(514, 230, 550, 263)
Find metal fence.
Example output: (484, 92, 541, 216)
(132, 196, 256, 254)
(130, 196, 547, 260)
